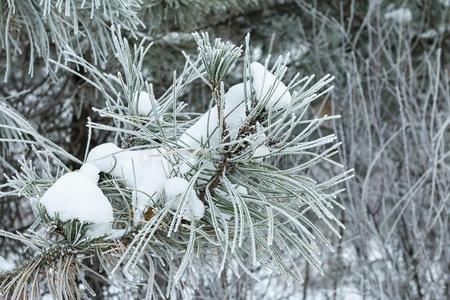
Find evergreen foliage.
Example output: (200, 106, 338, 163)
(0, 26, 349, 297)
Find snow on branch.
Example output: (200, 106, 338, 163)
(0, 30, 350, 298)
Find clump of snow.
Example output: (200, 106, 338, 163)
(177, 146, 207, 177)
(164, 177, 192, 198)
(85, 224, 128, 240)
(419, 25, 450, 39)
(253, 145, 270, 158)
(250, 62, 292, 110)
(0, 256, 14, 272)
(178, 83, 248, 174)
(78, 162, 100, 183)
(178, 82, 248, 149)
(223, 83, 248, 137)
(39, 163, 113, 224)
(85, 223, 113, 239)
(163, 177, 205, 221)
(384, 8, 412, 23)
(136, 91, 156, 116)
(87, 143, 172, 223)
(85, 143, 120, 173)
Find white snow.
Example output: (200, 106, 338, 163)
(419, 24, 450, 39)
(163, 177, 205, 221)
(384, 8, 412, 23)
(164, 177, 192, 198)
(178, 82, 248, 149)
(86, 143, 172, 223)
(85, 143, 120, 173)
(136, 91, 155, 116)
(251, 122, 270, 159)
(178, 151, 201, 175)
(234, 185, 248, 196)
(85, 223, 114, 239)
(39, 163, 114, 224)
(177, 83, 248, 174)
(78, 162, 100, 183)
(253, 145, 270, 158)
(85, 224, 128, 240)
(439, 0, 449, 7)
(0, 256, 14, 272)
(250, 62, 292, 110)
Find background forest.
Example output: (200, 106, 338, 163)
(0, 0, 449, 299)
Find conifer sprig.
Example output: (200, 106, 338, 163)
(0, 30, 350, 298)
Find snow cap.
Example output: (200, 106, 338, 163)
(79, 163, 101, 183)
(223, 82, 248, 133)
(87, 144, 172, 224)
(40, 167, 113, 224)
(163, 177, 205, 221)
(164, 177, 191, 200)
(86, 143, 121, 173)
(137, 91, 155, 116)
(384, 8, 412, 23)
(250, 62, 292, 110)
(179, 82, 248, 149)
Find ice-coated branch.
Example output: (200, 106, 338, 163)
(0, 29, 349, 298)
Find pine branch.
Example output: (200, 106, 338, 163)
(0, 28, 350, 298)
